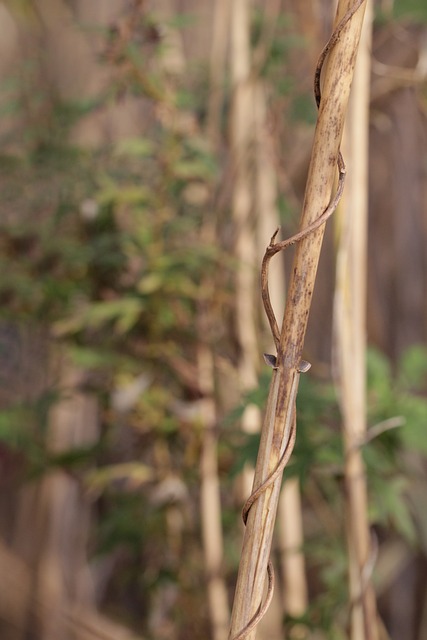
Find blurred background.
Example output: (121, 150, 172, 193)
(0, 0, 426, 639)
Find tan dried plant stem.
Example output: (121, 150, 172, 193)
(334, 2, 380, 639)
(198, 338, 230, 640)
(195, 3, 235, 639)
(254, 82, 309, 636)
(232, 2, 307, 634)
(228, 2, 367, 638)
(229, 0, 266, 522)
(230, 0, 259, 396)
(206, 0, 229, 145)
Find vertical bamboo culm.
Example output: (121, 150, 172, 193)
(334, 2, 379, 639)
(229, 3, 368, 638)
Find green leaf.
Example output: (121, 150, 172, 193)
(172, 159, 214, 180)
(290, 93, 317, 124)
(114, 138, 155, 158)
(398, 394, 427, 454)
(164, 13, 197, 29)
(397, 344, 427, 392)
(371, 476, 417, 545)
(0, 406, 31, 449)
(53, 298, 144, 336)
(98, 183, 152, 206)
(367, 348, 392, 391)
(137, 273, 163, 294)
(85, 462, 153, 495)
(68, 345, 118, 369)
(393, 0, 427, 22)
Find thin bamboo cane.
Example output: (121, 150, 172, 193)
(229, 0, 263, 512)
(197, 4, 234, 638)
(199, 341, 230, 640)
(228, 3, 368, 638)
(334, 2, 379, 639)
(230, 0, 258, 393)
(253, 80, 287, 640)
(206, 0, 229, 145)
(278, 479, 308, 634)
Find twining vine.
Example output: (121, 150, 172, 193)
(230, 2, 366, 638)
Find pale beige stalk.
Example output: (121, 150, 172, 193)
(197, 4, 234, 637)
(334, 2, 379, 639)
(229, 2, 368, 638)
(206, 0, 230, 145)
(199, 343, 230, 640)
(230, 0, 259, 395)
(229, 0, 263, 514)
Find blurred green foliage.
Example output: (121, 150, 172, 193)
(0, 9, 226, 633)
(393, 0, 427, 21)
(375, 0, 427, 23)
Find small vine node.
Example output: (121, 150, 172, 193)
(230, 2, 367, 638)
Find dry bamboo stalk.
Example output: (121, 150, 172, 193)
(228, 2, 368, 638)
(230, 0, 258, 392)
(229, 0, 263, 510)
(199, 341, 230, 640)
(197, 4, 234, 637)
(278, 479, 308, 631)
(37, 352, 99, 640)
(334, 2, 379, 639)
(206, 0, 229, 145)
(253, 82, 286, 640)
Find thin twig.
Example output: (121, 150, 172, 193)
(363, 416, 405, 444)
